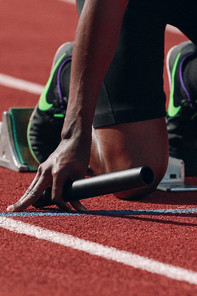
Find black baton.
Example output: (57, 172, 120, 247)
(35, 166, 154, 208)
(63, 166, 154, 201)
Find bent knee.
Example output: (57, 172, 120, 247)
(90, 117, 169, 198)
(114, 159, 168, 200)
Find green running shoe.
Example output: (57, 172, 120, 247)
(28, 42, 73, 164)
(166, 41, 197, 176)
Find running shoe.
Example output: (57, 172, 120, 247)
(166, 41, 197, 176)
(28, 42, 73, 164)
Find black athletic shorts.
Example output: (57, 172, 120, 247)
(76, 0, 197, 128)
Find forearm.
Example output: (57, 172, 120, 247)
(61, 0, 129, 140)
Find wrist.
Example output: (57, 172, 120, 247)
(61, 111, 92, 144)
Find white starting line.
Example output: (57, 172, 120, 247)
(0, 216, 197, 286)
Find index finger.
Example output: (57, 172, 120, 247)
(7, 175, 50, 212)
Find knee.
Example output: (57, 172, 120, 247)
(114, 157, 168, 200)
(90, 118, 169, 199)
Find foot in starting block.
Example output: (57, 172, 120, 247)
(0, 108, 38, 172)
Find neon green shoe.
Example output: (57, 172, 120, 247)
(28, 42, 73, 164)
(166, 41, 197, 176)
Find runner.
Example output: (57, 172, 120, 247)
(7, 0, 197, 212)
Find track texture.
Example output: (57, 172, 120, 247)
(0, 1, 196, 295)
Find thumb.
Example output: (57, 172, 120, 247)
(52, 177, 72, 211)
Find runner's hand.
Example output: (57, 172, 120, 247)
(7, 138, 89, 212)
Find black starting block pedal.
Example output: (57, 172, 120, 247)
(0, 108, 38, 172)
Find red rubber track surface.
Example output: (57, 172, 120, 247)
(0, 1, 197, 295)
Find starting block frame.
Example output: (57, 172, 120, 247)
(0, 108, 38, 172)
(157, 157, 197, 192)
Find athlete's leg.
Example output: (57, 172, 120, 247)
(89, 0, 168, 199)
(90, 118, 169, 199)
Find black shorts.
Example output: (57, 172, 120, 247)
(77, 0, 197, 128)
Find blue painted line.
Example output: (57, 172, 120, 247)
(0, 212, 81, 217)
(0, 208, 197, 217)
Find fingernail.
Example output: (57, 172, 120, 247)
(7, 205, 14, 212)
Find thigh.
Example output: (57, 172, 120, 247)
(90, 117, 169, 189)
(93, 0, 167, 128)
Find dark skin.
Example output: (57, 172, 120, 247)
(7, 0, 169, 212)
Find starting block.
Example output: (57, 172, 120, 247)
(157, 157, 197, 191)
(0, 108, 38, 172)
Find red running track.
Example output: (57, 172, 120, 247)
(0, 1, 197, 295)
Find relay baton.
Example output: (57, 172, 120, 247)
(62, 166, 154, 202)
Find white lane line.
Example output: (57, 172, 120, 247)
(59, 0, 76, 4)
(166, 25, 183, 35)
(0, 73, 44, 95)
(0, 217, 197, 285)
